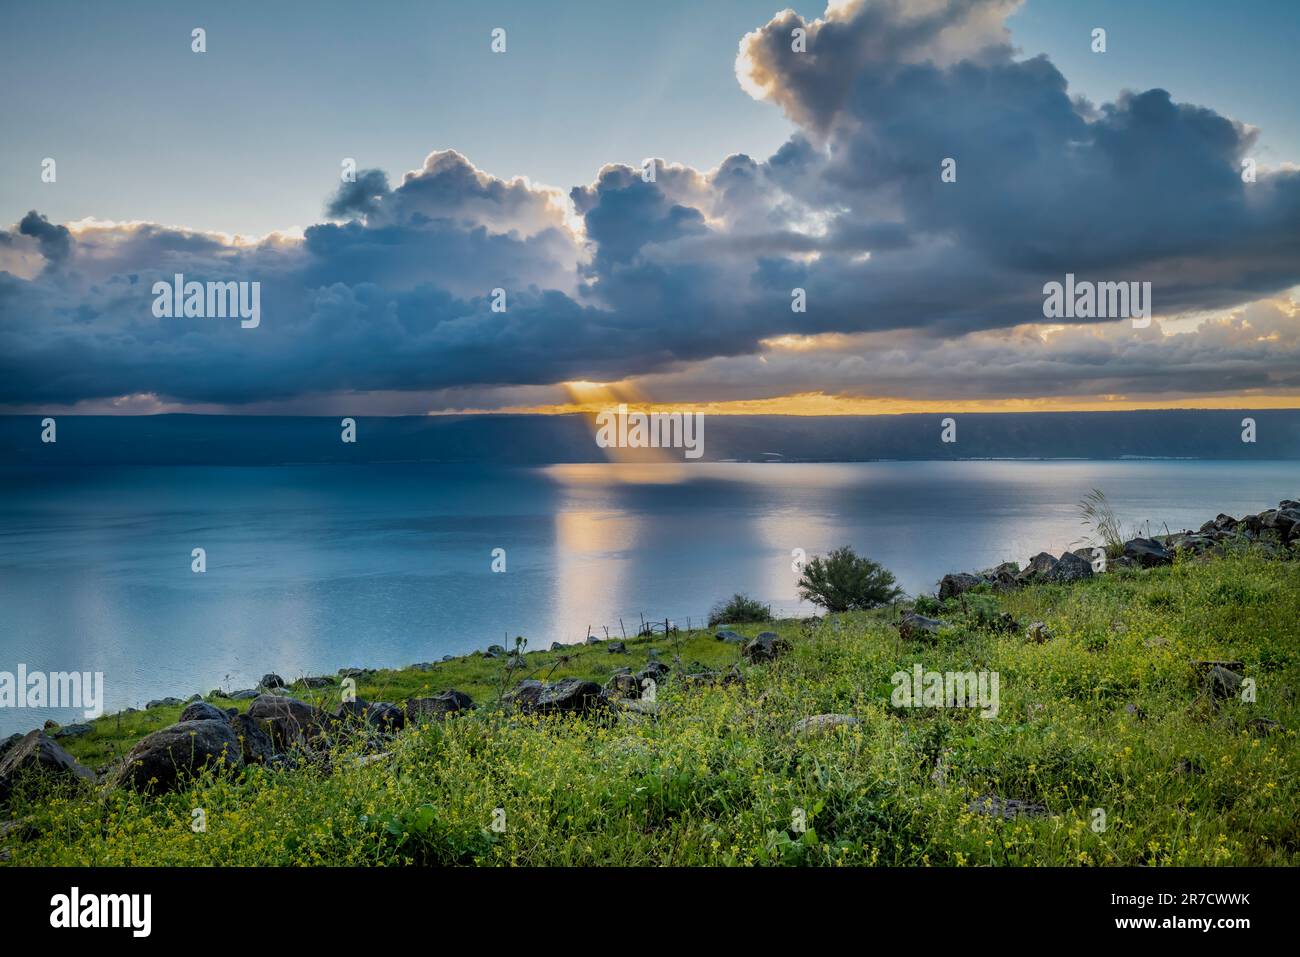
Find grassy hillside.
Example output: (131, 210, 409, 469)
(3, 552, 1297, 866)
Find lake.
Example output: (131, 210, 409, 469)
(0, 459, 1295, 733)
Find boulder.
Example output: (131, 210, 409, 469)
(145, 697, 185, 710)
(409, 662, 435, 672)
(1204, 665, 1244, 701)
(0, 731, 96, 802)
(606, 673, 641, 699)
(898, 612, 943, 641)
(549, 641, 568, 652)
(1017, 552, 1059, 582)
(638, 661, 671, 683)
(1046, 550, 1094, 584)
(109, 720, 242, 793)
(180, 701, 230, 723)
(299, 676, 332, 689)
(939, 572, 984, 600)
(715, 630, 744, 643)
(336, 699, 404, 732)
(51, 724, 92, 740)
(259, 673, 285, 690)
(1025, 621, 1052, 644)
(585, 636, 602, 645)
(246, 694, 330, 748)
(228, 689, 259, 701)
(484, 645, 507, 658)
(607, 641, 627, 654)
(742, 633, 789, 663)
(229, 712, 275, 764)
(405, 690, 474, 721)
(1123, 537, 1172, 567)
(504, 678, 604, 716)
(792, 714, 860, 736)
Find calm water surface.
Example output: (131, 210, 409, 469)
(0, 460, 1295, 732)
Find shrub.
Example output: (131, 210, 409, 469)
(708, 593, 772, 627)
(796, 546, 902, 612)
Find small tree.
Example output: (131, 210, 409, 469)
(708, 593, 772, 627)
(797, 546, 901, 612)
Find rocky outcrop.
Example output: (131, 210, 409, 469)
(0, 731, 96, 803)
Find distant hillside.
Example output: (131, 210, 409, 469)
(1, 410, 1298, 465)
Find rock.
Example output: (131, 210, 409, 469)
(246, 694, 330, 748)
(549, 641, 567, 652)
(299, 676, 331, 689)
(898, 612, 942, 641)
(1017, 552, 1059, 582)
(504, 678, 604, 716)
(681, 667, 743, 689)
(1246, 718, 1282, 735)
(792, 714, 860, 736)
(638, 661, 671, 683)
(0, 734, 23, 762)
(715, 630, 744, 643)
(228, 689, 258, 700)
(409, 662, 435, 672)
(109, 720, 242, 793)
(1025, 621, 1052, 644)
(145, 697, 185, 710)
(259, 673, 285, 689)
(968, 795, 1048, 820)
(51, 724, 92, 740)
(338, 667, 372, 678)
(607, 641, 627, 654)
(1204, 665, 1244, 701)
(1124, 703, 1146, 720)
(405, 690, 474, 721)
(440, 655, 455, 662)
(336, 699, 404, 732)
(1122, 537, 1172, 568)
(229, 712, 275, 764)
(1046, 550, 1094, 584)
(1261, 507, 1300, 540)
(43, 719, 58, 730)
(979, 562, 1020, 588)
(485, 645, 507, 658)
(506, 654, 529, 670)
(742, 633, 789, 663)
(185, 694, 202, 703)
(179, 701, 230, 723)
(0, 731, 96, 802)
(939, 572, 984, 600)
(585, 636, 601, 645)
(606, 673, 641, 699)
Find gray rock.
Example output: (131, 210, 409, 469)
(1046, 550, 1094, 584)
(409, 662, 436, 672)
(1122, 537, 1172, 567)
(109, 720, 242, 793)
(898, 612, 943, 641)
(145, 697, 185, 710)
(51, 723, 92, 740)
(939, 572, 984, 600)
(549, 642, 568, 652)
(228, 689, 258, 700)
(485, 645, 507, 658)
(607, 641, 627, 654)
(792, 714, 859, 736)
(1018, 552, 1059, 582)
(229, 712, 275, 765)
(715, 630, 744, 643)
(405, 690, 474, 721)
(299, 676, 332, 689)
(259, 673, 285, 689)
(0, 731, 96, 802)
(503, 678, 604, 716)
(247, 694, 331, 748)
(1205, 665, 1244, 701)
(336, 699, 404, 732)
(179, 701, 230, 723)
(1025, 621, 1052, 644)
(742, 633, 789, 663)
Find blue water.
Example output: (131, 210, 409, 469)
(0, 460, 1295, 733)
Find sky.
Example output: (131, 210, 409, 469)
(1, 0, 1298, 415)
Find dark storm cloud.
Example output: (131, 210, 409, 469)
(1, 0, 1298, 408)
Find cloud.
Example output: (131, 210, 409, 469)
(1, 0, 1298, 411)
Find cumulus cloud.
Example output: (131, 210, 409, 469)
(1, 0, 1298, 410)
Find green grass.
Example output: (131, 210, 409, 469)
(4, 552, 1297, 866)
